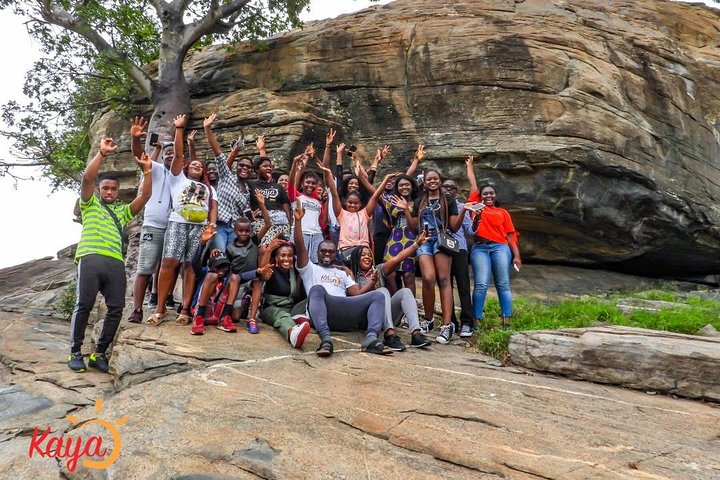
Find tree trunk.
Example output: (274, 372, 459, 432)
(147, 45, 191, 145)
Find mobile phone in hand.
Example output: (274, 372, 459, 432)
(149, 133, 159, 145)
(513, 264, 520, 272)
(424, 224, 429, 236)
(346, 145, 357, 157)
(470, 203, 485, 212)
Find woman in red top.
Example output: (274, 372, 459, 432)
(465, 156, 522, 329)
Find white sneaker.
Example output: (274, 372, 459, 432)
(436, 324, 455, 344)
(459, 324, 473, 338)
(289, 321, 311, 349)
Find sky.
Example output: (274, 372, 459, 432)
(0, 0, 715, 269)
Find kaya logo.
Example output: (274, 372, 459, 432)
(28, 399, 128, 472)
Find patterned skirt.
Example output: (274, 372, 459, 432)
(383, 226, 418, 272)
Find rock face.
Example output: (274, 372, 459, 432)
(3, 312, 720, 480)
(93, 0, 720, 276)
(508, 325, 720, 401)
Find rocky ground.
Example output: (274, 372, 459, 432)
(1, 257, 719, 479)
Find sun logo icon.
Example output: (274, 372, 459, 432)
(28, 399, 129, 472)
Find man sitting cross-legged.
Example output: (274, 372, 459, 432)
(293, 199, 392, 357)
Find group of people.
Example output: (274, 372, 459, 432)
(67, 114, 521, 372)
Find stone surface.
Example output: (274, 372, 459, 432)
(2, 312, 720, 479)
(508, 325, 720, 401)
(95, 0, 720, 276)
(0, 257, 76, 317)
(615, 297, 688, 314)
(696, 323, 720, 337)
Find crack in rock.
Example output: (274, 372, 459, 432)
(399, 407, 504, 429)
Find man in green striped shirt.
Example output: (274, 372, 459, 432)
(68, 135, 153, 373)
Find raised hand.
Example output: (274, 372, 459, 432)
(315, 161, 332, 175)
(326, 128, 336, 145)
(200, 225, 217, 245)
(293, 198, 305, 221)
(254, 188, 265, 206)
(465, 154, 474, 167)
(373, 149, 382, 165)
(256, 134, 266, 152)
(381, 172, 400, 185)
(203, 113, 216, 129)
(99, 136, 119, 156)
(187, 129, 197, 142)
(415, 145, 426, 162)
(305, 143, 316, 158)
(135, 152, 152, 172)
(390, 195, 408, 210)
(336, 142, 346, 155)
(174, 114, 187, 129)
(268, 236, 287, 252)
(257, 263, 274, 277)
(130, 117, 147, 139)
(380, 145, 391, 158)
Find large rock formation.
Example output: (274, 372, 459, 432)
(509, 325, 720, 401)
(95, 0, 720, 276)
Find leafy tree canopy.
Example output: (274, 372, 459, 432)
(0, 0, 312, 189)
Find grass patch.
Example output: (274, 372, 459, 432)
(474, 292, 720, 361)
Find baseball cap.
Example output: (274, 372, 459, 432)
(209, 252, 231, 269)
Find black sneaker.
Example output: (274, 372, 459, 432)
(68, 352, 86, 372)
(148, 293, 158, 307)
(166, 297, 176, 308)
(384, 334, 406, 352)
(88, 352, 110, 373)
(127, 307, 143, 324)
(410, 332, 432, 348)
(436, 324, 455, 345)
(419, 318, 435, 334)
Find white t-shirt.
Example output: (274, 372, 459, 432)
(299, 194, 323, 234)
(297, 262, 356, 297)
(143, 161, 173, 229)
(168, 171, 217, 224)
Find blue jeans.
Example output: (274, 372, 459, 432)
(213, 221, 236, 254)
(303, 233, 324, 264)
(470, 242, 512, 318)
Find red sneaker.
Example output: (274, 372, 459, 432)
(217, 315, 237, 333)
(289, 321, 311, 349)
(292, 314, 310, 325)
(191, 315, 206, 335)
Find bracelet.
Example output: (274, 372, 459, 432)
(98, 152, 106, 158)
(175, 126, 184, 129)
(143, 169, 151, 176)
(208, 223, 216, 227)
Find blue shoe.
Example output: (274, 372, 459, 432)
(88, 352, 110, 373)
(67, 352, 86, 372)
(247, 318, 259, 334)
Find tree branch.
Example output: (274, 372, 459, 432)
(36, 0, 154, 98)
(182, 0, 252, 50)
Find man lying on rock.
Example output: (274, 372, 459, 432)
(293, 199, 393, 357)
(68, 137, 153, 373)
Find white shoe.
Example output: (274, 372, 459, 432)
(289, 322, 311, 349)
(459, 324, 473, 338)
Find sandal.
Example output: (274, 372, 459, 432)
(362, 338, 393, 355)
(175, 313, 191, 326)
(316, 339, 334, 357)
(502, 317, 512, 330)
(146, 311, 168, 326)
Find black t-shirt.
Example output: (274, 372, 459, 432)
(265, 268, 305, 301)
(248, 180, 290, 212)
(226, 236, 260, 274)
(411, 194, 459, 230)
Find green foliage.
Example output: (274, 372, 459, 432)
(474, 292, 720, 361)
(0, 0, 317, 187)
(54, 279, 77, 320)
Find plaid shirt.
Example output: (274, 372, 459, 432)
(215, 153, 250, 224)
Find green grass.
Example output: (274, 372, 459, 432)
(474, 292, 720, 361)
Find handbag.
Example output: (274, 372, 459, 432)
(432, 198, 460, 255)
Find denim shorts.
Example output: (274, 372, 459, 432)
(416, 233, 439, 257)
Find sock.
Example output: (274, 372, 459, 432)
(222, 304, 232, 317)
(197, 305, 207, 317)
